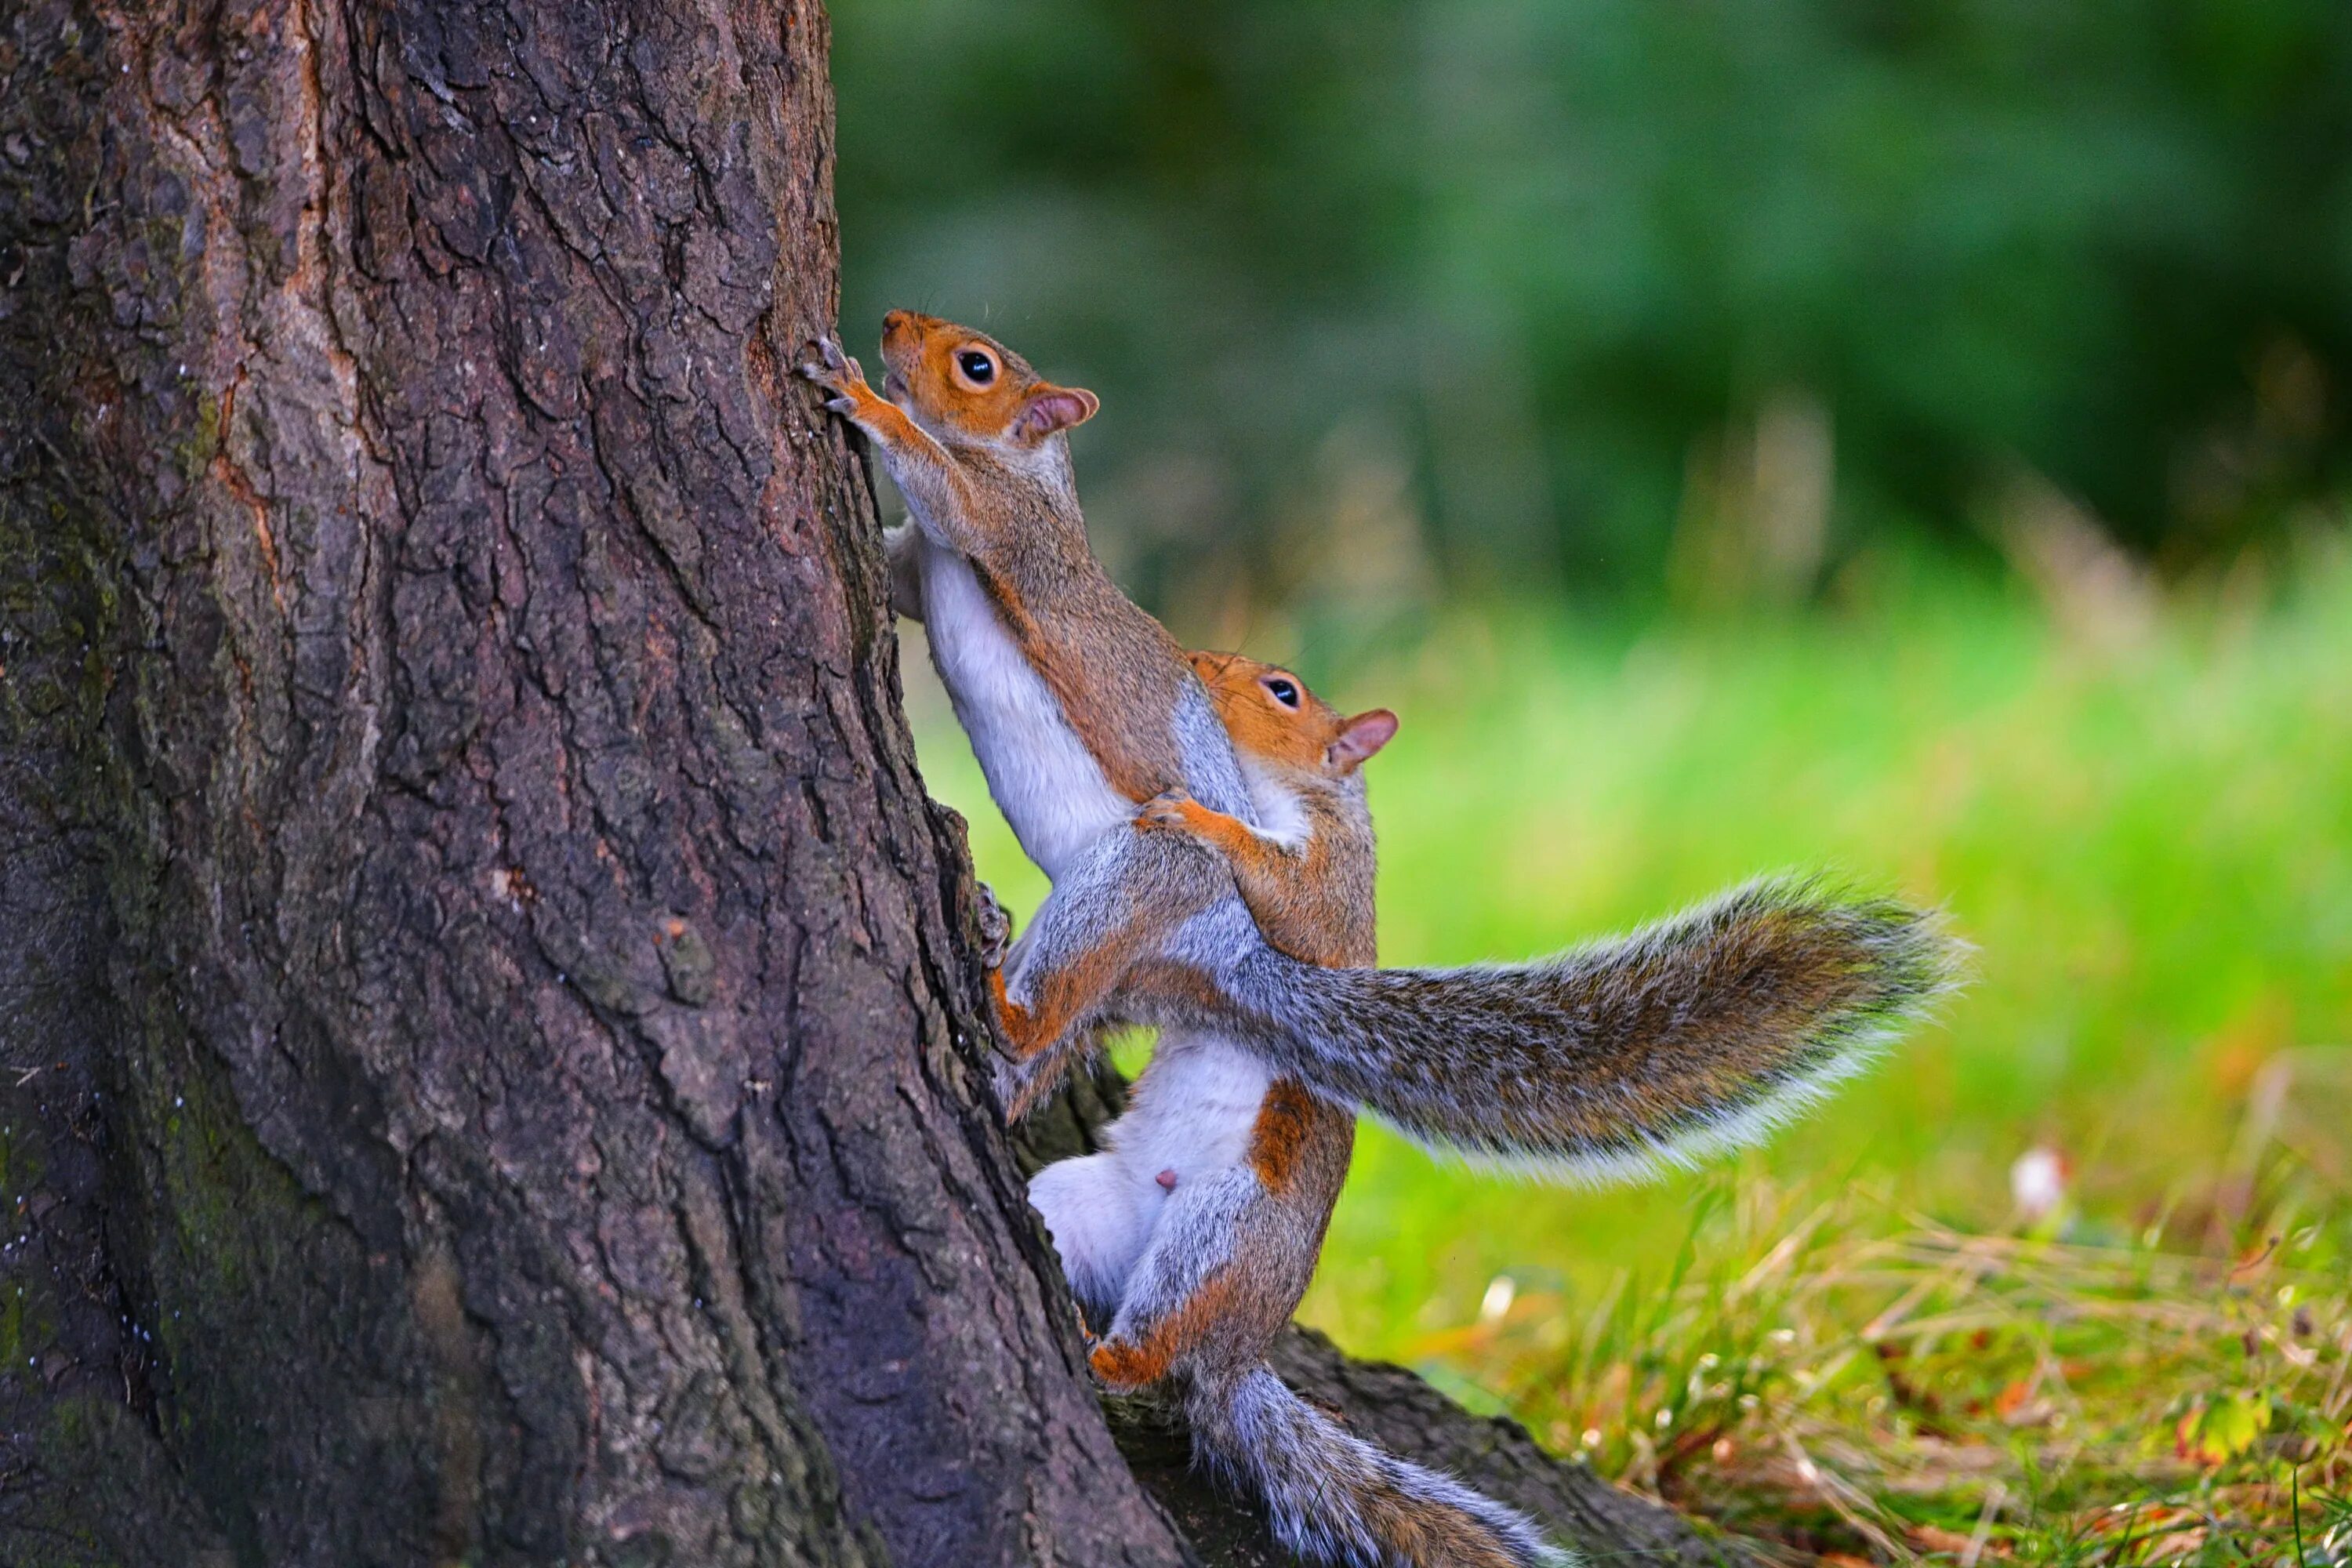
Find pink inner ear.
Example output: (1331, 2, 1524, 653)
(1016, 386, 1098, 441)
(1330, 709, 1399, 771)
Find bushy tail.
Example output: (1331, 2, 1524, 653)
(1223, 874, 1965, 1181)
(1188, 1366, 1568, 1567)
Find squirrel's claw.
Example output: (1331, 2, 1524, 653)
(989, 1051, 1044, 1123)
(800, 336, 866, 401)
(973, 882, 1014, 970)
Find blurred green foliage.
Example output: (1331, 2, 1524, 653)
(834, 0, 2352, 619)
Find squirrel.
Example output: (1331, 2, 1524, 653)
(1138, 650, 1394, 969)
(801, 314, 1258, 883)
(801, 312, 1962, 1181)
(1028, 650, 1563, 1568)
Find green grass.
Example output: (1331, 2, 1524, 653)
(908, 541, 2352, 1560)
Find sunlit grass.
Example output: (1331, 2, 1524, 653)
(1451, 1156, 2350, 1563)
(906, 539, 2352, 1559)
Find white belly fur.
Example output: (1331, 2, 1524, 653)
(1025, 1031, 1271, 1308)
(1111, 1033, 1272, 1186)
(917, 540, 1131, 881)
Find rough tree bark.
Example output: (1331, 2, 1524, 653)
(0, 0, 1740, 1563)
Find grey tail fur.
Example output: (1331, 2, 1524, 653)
(1187, 1366, 1570, 1567)
(1222, 873, 1967, 1183)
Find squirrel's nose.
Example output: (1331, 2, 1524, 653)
(882, 309, 911, 335)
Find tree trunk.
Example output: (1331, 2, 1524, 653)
(0, 1, 1739, 1563)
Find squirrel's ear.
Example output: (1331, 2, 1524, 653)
(1014, 384, 1099, 442)
(1327, 710, 1398, 774)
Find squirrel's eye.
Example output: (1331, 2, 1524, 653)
(956, 350, 996, 385)
(1265, 677, 1301, 708)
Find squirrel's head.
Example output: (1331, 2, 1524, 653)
(877, 310, 1098, 453)
(1187, 652, 1397, 779)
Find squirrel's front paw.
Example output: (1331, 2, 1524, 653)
(973, 881, 1014, 970)
(797, 335, 869, 410)
(1136, 788, 1195, 832)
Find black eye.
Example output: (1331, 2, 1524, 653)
(956, 350, 996, 385)
(1265, 678, 1300, 708)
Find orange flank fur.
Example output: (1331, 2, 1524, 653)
(1146, 791, 1361, 967)
(1247, 1079, 1320, 1195)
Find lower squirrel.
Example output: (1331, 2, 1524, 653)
(1027, 651, 1564, 1568)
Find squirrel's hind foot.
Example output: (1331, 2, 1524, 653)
(1087, 1334, 1164, 1393)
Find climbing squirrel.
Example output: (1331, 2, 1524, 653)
(802, 314, 1257, 884)
(1030, 651, 1560, 1568)
(803, 312, 1962, 1182)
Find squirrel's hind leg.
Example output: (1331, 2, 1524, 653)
(1087, 1171, 1261, 1392)
(996, 826, 1229, 1063)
